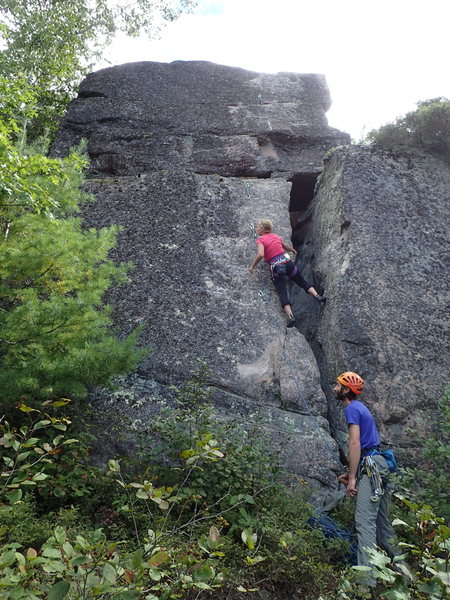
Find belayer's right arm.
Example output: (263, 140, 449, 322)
(248, 243, 265, 273)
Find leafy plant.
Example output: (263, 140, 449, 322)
(367, 98, 450, 162)
(341, 497, 449, 600)
(0, 84, 146, 408)
(397, 390, 450, 522)
(0, 405, 228, 599)
(0, 402, 78, 505)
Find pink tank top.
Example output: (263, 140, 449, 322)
(256, 233, 284, 262)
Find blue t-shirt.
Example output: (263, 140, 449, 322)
(344, 400, 379, 449)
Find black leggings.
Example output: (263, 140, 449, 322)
(271, 260, 311, 307)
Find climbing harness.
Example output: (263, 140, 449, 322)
(269, 253, 291, 276)
(269, 253, 291, 266)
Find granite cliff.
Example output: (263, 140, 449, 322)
(52, 60, 449, 492)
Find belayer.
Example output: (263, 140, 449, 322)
(334, 371, 399, 587)
(248, 219, 326, 327)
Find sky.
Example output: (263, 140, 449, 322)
(99, 0, 450, 140)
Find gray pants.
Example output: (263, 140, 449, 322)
(355, 454, 398, 584)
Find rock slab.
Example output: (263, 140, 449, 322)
(304, 146, 450, 456)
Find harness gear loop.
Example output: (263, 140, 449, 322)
(363, 456, 384, 502)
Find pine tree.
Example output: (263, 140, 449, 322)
(0, 80, 146, 409)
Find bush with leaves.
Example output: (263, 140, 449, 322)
(0, 405, 228, 599)
(0, 370, 354, 599)
(0, 80, 146, 409)
(397, 390, 450, 523)
(366, 98, 450, 162)
(126, 366, 287, 530)
(106, 366, 351, 597)
(337, 497, 449, 600)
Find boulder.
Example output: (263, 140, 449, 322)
(54, 60, 349, 178)
(294, 145, 450, 458)
(80, 171, 340, 488)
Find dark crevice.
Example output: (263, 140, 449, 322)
(206, 382, 256, 402)
(342, 338, 370, 347)
(287, 172, 348, 465)
(88, 150, 119, 159)
(288, 173, 319, 246)
(264, 131, 314, 147)
(96, 117, 122, 124)
(340, 220, 351, 234)
(289, 173, 319, 212)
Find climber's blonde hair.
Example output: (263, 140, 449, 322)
(257, 219, 273, 233)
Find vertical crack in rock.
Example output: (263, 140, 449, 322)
(286, 172, 345, 454)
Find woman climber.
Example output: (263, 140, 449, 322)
(248, 219, 326, 327)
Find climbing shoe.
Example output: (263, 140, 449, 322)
(315, 295, 327, 303)
(287, 316, 296, 328)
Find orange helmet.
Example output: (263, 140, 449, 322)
(337, 372, 364, 395)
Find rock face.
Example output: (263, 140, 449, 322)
(295, 146, 450, 458)
(53, 60, 449, 491)
(53, 60, 349, 491)
(54, 60, 349, 178)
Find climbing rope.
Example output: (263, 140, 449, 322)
(247, 207, 343, 471)
(308, 512, 357, 565)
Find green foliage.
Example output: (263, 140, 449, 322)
(0, 404, 228, 599)
(0, 375, 350, 599)
(0, 0, 196, 135)
(104, 367, 348, 597)
(367, 98, 450, 162)
(340, 497, 449, 600)
(0, 524, 226, 599)
(128, 366, 287, 532)
(0, 402, 77, 505)
(0, 499, 54, 548)
(0, 205, 144, 404)
(397, 390, 450, 522)
(5, 370, 448, 599)
(0, 77, 88, 221)
(0, 82, 146, 407)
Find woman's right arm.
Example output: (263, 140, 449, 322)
(248, 243, 265, 273)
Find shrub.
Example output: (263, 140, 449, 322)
(0, 369, 353, 599)
(366, 98, 450, 162)
(338, 498, 450, 600)
(397, 390, 450, 522)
